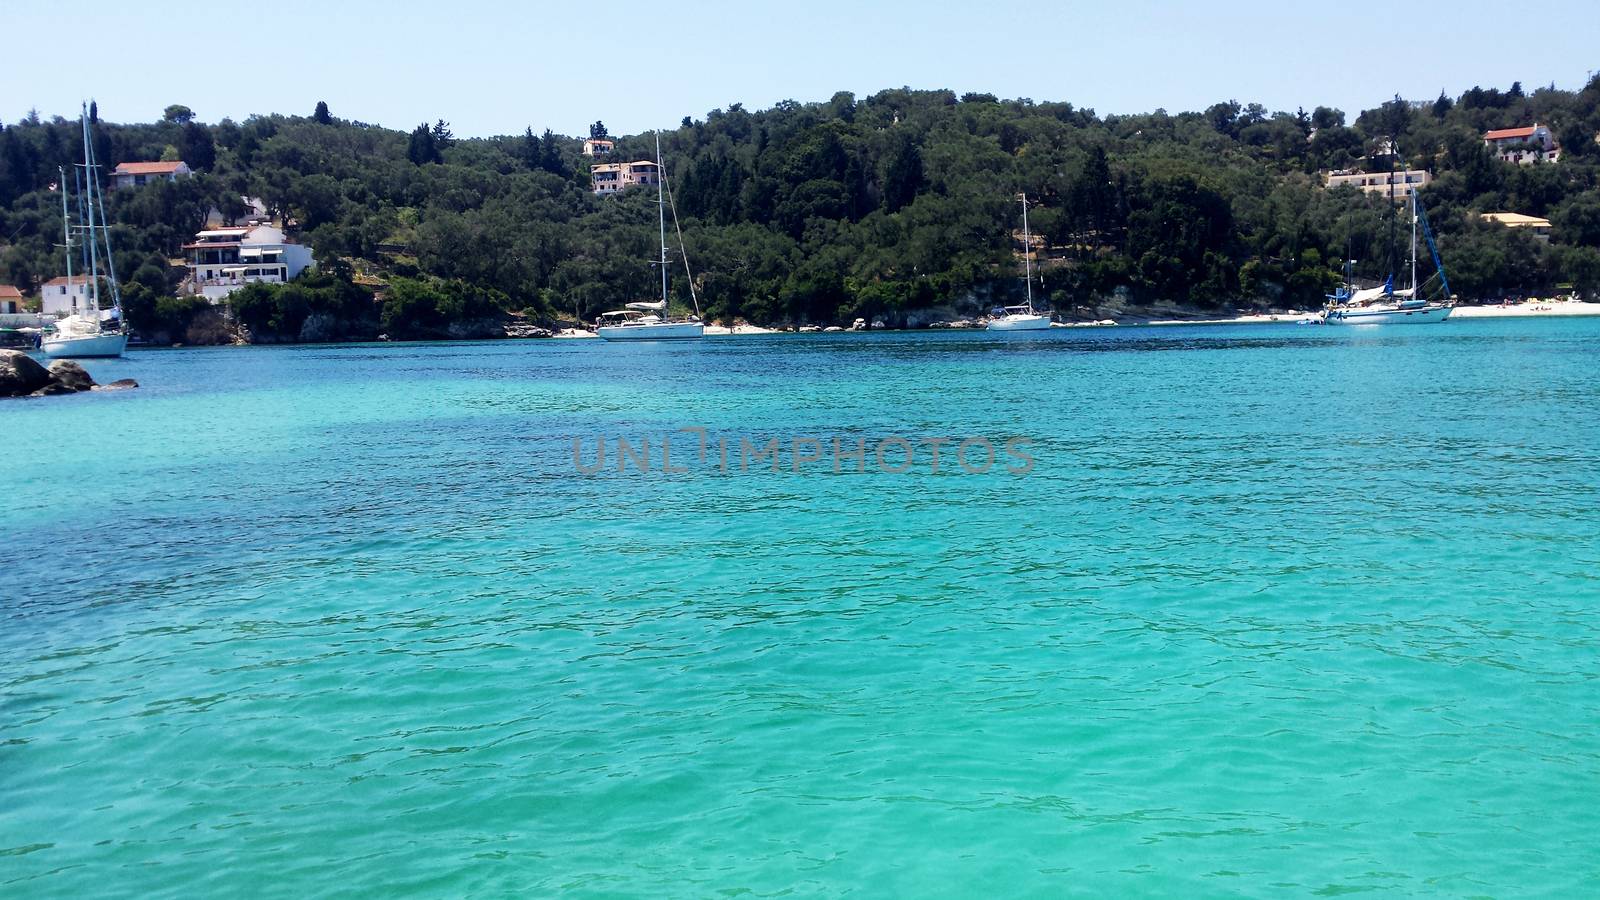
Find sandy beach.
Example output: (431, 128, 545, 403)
(1134, 311, 1321, 326)
(1448, 301, 1600, 318)
(704, 324, 780, 335)
(553, 305, 1600, 337)
(551, 324, 781, 338)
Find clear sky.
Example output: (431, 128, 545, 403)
(7, 0, 1597, 137)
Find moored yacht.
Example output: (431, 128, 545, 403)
(987, 305, 1053, 331)
(1325, 172, 1453, 326)
(41, 106, 127, 359)
(596, 304, 704, 340)
(597, 133, 705, 341)
(987, 192, 1052, 331)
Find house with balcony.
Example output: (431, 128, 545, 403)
(1324, 168, 1432, 201)
(1483, 125, 1559, 164)
(111, 160, 193, 189)
(184, 224, 316, 303)
(591, 160, 661, 195)
(582, 138, 614, 156)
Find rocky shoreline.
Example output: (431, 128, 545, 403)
(0, 350, 138, 399)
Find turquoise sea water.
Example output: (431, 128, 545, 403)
(3, 320, 1598, 897)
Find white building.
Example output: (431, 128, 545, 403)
(111, 161, 193, 189)
(0, 285, 22, 315)
(1325, 168, 1432, 201)
(39, 275, 93, 316)
(591, 159, 660, 195)
(184, 224, 316, 303)
(1481, 212, 1553, 242)
(1483, 125, 1559, 164)
(582, 138, 614, 156)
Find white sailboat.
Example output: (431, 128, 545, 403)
(597, 132, 704, 341)
(988, 192, 1053, 331)
(42, 104, 127, 359)
(1326, 177, 1452, 326)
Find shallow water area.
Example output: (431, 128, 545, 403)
(3, 319, 1598, 897)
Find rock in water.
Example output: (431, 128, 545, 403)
(0, 349, 52, 397)
(46, 360, 97, 392)
(94, 378, 139, 391)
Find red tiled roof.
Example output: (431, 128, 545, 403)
(114, 161, 188, 175)
(41, 275, 91, 287)
(1484, 126, 1537, 141)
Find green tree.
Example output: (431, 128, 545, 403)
(539, 129, 566, 176)
(407, 123, 441, 165)
(880, 130, 922, 213)
(1552, 193, 1600, 247)
(179, 121, 215, 170)
(431, 120, 455, 149)
(520, 127, 540, 170)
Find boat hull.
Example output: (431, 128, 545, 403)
(596, 322, 705, 341)
(41, 331, 128, 358)
(1326, 304, 1451, 325)
(986, 314, 1053, 331)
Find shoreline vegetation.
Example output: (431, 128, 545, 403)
(3, 79, 1600, 346)
(109, 295, 1600, 349)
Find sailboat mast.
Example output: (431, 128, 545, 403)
(1347, 235, 1353, 296)
(656, 131, 668, 307)
(1410, 188, 1418, 293)
(73, 162, 90, 313)
(85, 107, 122, 321)
(1021, 192, 1033, 310)
(59, 166, 73, 304)
(1387, 140, 1397, 288)
(78, 105, 101, 320)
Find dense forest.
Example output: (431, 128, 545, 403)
(2, 78, 1600, 339)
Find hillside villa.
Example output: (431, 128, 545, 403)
(1481, 212, 1553, 241)
(110, 160, 193, 189)
(1324, 168, 1431, 200)
(582, 138, 614, 156)
(184, 224, 316, 302)
(1483, 125, 1559, 164)
(591, 159, 660, 195)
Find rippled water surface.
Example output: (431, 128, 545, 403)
(4, 320, 1599, 896)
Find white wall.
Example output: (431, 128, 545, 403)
(42, 284, 91, 316)
(283, 244, 315, 279)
